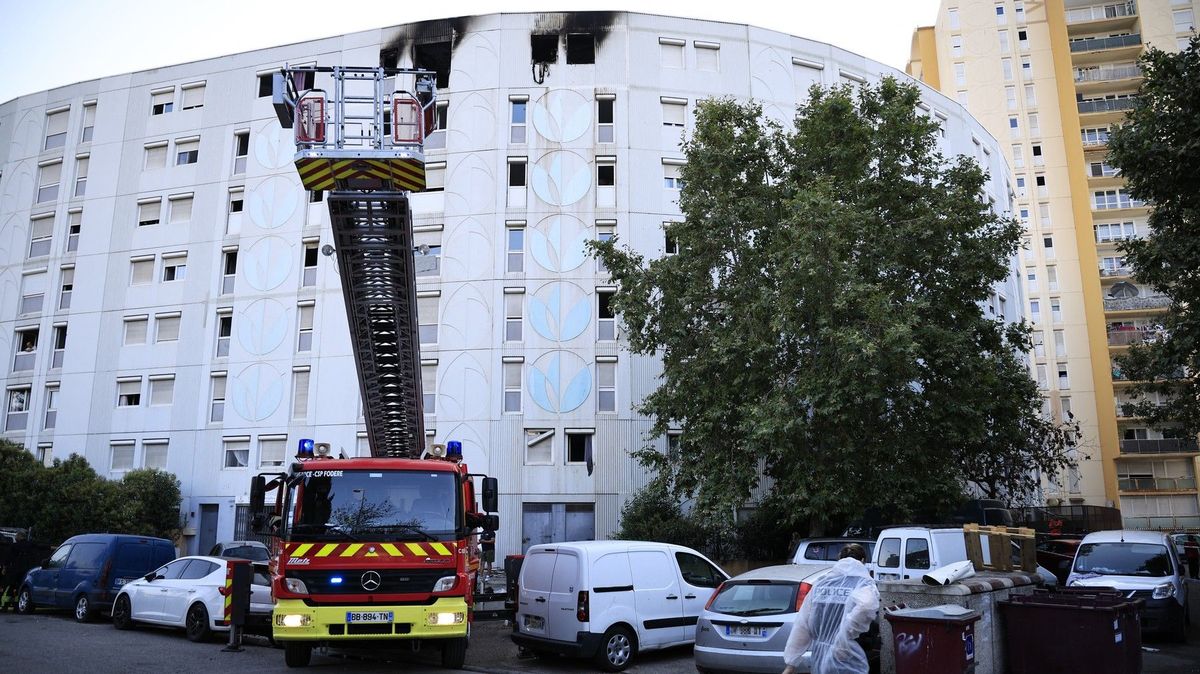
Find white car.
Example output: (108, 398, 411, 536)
(110, 555, 272, 641)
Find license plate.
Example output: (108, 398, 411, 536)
(725, 625, 766, 637)
(346, 611, 393, 623)
(524, 615, 545, 630)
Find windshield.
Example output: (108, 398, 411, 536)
(1073, 542, 1172, 577)
(708, 581, 799, 617)
(222, 545, 269, 562)
(284, 469, 460, 542)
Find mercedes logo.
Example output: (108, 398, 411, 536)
(361, 570, 382, 591)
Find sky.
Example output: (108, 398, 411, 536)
(0, 0, 943, 104)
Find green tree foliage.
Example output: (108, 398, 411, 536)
(612, 482, 710, 551)
(592, 78, 1078, 532)
(1109, 36, 1200, 435)
(0, 440, 183, 543)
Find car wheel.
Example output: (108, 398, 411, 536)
(185, 603, 213, 642)
(594, 625, 636, 672)
(74, 594, 94, 622)
(284, 642, 312, 668)
(16, 587, 34, 614)
(441, 636, 467, 669)
(112, 594, 134, 630)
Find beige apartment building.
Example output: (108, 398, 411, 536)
(908, 0, 1199, 528)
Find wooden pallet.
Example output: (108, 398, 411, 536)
(963, 524, 1038, 572)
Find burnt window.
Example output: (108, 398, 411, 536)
(257, 73, 273, 98)
(509, 161, 527, 188)
(379, 47, 399, 68)
(414, 42, 452, 89)
(567, 33, 595, 64)
(597, 164, 615, 186)
(531, 34, 558, 63)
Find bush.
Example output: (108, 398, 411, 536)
(613, 482, 710, 551)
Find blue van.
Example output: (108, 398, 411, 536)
(16, 534, 176, 621)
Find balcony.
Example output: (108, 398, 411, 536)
(1069, 33, 1142, 54)
(1123, 515, 1200, 530)
(1065, 2, 1137, 26)
(1118, 476, 1197, 492)
(1104, 292, 1169, 312)
(1078, 97, 1137, 114)
(1108, 328, 1164, 346)
(1099, 266, 1133, 278)
(1074, 64, 1141, 83)
(1070, 33, 1143, 67)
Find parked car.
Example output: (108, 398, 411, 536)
(111, 555, 272, 641)
(16, 534, 175, 621)
(1036, 537, 1082, 586)
(869, 526, 1058, 587)
(791, 538, 876, 565)
(694, 563, 881, 674)
(511, 541, 728, 671)
(1169, 532, 1199, 579)
(1067, 530, 1190, 641)
(208, 540, 270, 562)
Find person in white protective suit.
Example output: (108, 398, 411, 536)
(781, 544, 880, 674)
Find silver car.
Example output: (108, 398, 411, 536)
(694, 564, 827, 674)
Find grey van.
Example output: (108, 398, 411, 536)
(17, 534, 176, 621)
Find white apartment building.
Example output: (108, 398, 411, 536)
(0, 11, 1021, 556)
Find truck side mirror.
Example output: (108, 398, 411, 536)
(482, 477, 498, 513)
(485, 514, 500, 532)
(250, 475, 266, 514)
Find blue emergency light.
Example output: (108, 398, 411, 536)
(446, 440, 463, 459)
(330, 575, 344, 585)
(297, 438, 315, 458)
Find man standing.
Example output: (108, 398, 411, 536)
(782, 544, 880, 674)
(480, 528, 496, 575)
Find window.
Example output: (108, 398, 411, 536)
(1032, 144, 1043, 166)
(110, 442, 135, 472)
(43, 386, 58, 430)
(215, 311, 232, 357)
(418, 295, 438, 344)
(297, 303, 314, 352)
(1001, 58, 1014, 81)
(1057, 363, 1069, 389)
(1051, 298, 1062, 322)
(905, 538, 931, 570)
(181, 82, 204, 110)
(210, 373, 226, 423)
(950, 35, 963, 57)
(503, 361, 522, 413)
(1027, 113, 1040, 136)
(29, 214, 53, 258)
(663, 161, 685, 189)
(1038, 202, 1051, 225)
(37, 160, 62, 203)
(1043, 235, 1055, 259)
(1006, 86, 1018, 110)
(998, 30, 1011, 53)
(137, 198, 162, 226)
(1026, 268, 1038, 291)
(525, 428, 553, 465)
(224, 437, 250, 468)
(1035, 174, 1047, 197)
(531, 34, 558, 62)
(50, 325, 66, 368)
(116, 378, 142, 407)
(155, 313, 181, 342)
(302, 241, 318, 286)
(996, 3, 1006, 24)
(175, 138, 199, 165)
(149, 376, 175, 406)
(1024, 84, 1036, 106)
(221, 249, 237, 294)
(1014, 0, 1025, 22)
(44, 109, 69, 150)
(292, 367, 310, 420)
(5, 387, 31, 431)
(81, 102, 96, 143)
(260, 436, 287, 467)
(421, 362, 437, 414)
(1054, 330, 1066, 357)
(162, 254, 187, 282)
(954, 63, 966, 86)
(426, 161, 445, 192)
(143, 440, 169, 470)
(1033, 331, 1045, 357)
(13, 329, 37, 371)
(506, 226, 524, 272)
(662, 99, 686, 128)
(66, 210, 81, 252)
(597, 360, 616, 413)
(507, 158, 526, 187)
(596, 157, 616, 206)
(879, 537, 901, 568)
(233, 131, 249, 174)
(414, 244, 441, 277)
(596, 227, 614, 274)
(1047, 265, 1059, 291)
(124, 316, 148, 345)
(21, 271, 46, 314)
(505, 290, 523, 342)
(664, 222, 679, 255)
(695, 41, 720, 71)
(1016, 176, 1027, 197)
(957, 91, 969, 106)
(1031, 300, 1041, 323)
(597, 96, 615, 143)
(597, 289, 616, 341)
(567, 431, 592, 464)
(150, 88, 174, 115)
(1174, 9, 1194, 32)
(168, 194, 193, 223)
(227, 188, 244, 234)
(1008, 116, 1020, 138)
(257, 72, 274, 97)
(1020, 57, 1032, 81)
(144, 142, 167, 170)
(660, 37, 684, 68)
(1018, 29, 1029, 49)
(1037, 364, 1048, 389)
(1093, 189, 1139, 210)
(58, 266, 74, 310)
(510, 99, 527, 144)
(73, 155, 88, 197)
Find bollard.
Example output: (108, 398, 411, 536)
(221, 559, 252, 652)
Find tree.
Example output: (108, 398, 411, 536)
(592, 78, 1078, 532)
(109, 469, 184, 540)
(1109, 36, 1200, 437)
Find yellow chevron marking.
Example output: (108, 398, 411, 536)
(297, 161, 328, 178)
(291, 543, 314, 557)
(364, 550, 379, 557)
(340, 543, 364, 557)
(405, 543, 427, 556)
(430, 543, 451, 556)
(381, 544, 404, 557)
(315, 543, 339, 557)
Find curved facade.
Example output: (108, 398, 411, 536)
(0, 12, 1020, 555)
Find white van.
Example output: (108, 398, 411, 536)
(869, 527, 1058, 586)
(511, 540, 728, 671)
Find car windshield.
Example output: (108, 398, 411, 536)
(222, 545, 269, 562)
(709, 581, 798, 617)
(284, 469, 460, 542)
(1073, 542, 1172, 577)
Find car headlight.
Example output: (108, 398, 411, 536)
(433, 575, 457, 592)
(427, 611, 465, 626)
(1152, 583, 1176, 600)
(275, 613, 312, 627)
(284, 577, 309, 594)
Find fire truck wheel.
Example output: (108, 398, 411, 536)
(441, 637, 467, 668)
(285, 642, 313, 668)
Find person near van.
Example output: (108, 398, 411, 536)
(781, 544, 880, 674)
